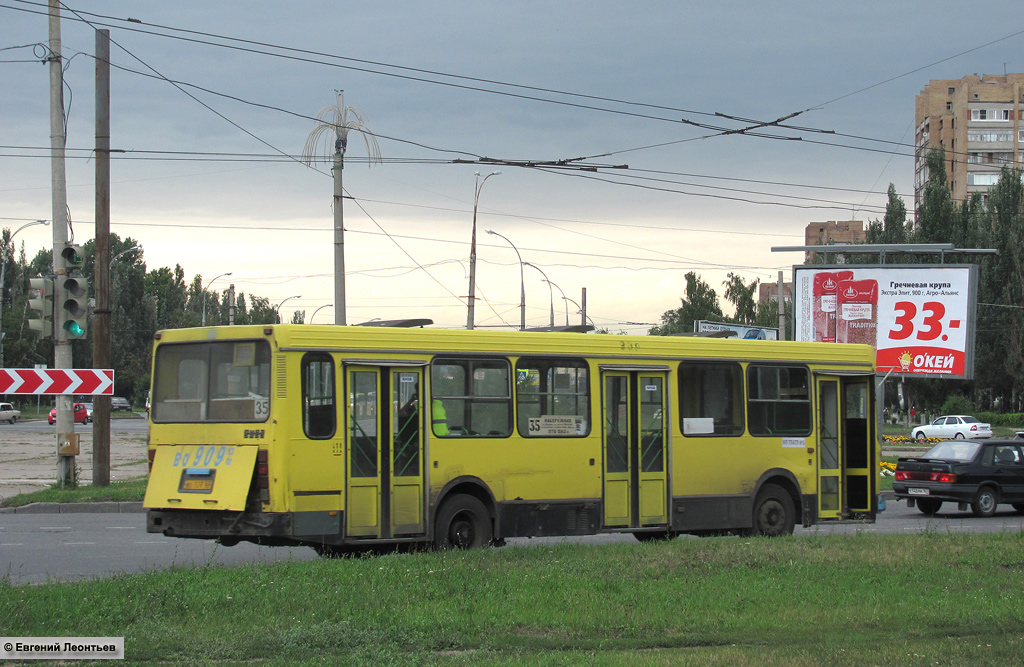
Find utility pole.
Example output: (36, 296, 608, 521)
(228, 284, 236, 325)
(92, 28, 111, 486)
(777, 271, 786, 341)
(48, 0, 75, 486)
(332, 134, 346, 325)
(302, 92, 380, 326)
(581, 288, 587, 327)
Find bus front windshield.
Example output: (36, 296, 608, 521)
(152, 340, 271, 423)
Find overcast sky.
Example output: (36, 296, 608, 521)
(3, 2, 1023, 332)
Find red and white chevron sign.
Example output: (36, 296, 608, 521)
(0, 369, 115, 395)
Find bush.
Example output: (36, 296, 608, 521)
(976, 412, 1024, 428)
(940, 394, 976, 416)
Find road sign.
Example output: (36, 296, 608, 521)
(0, 369, 114, 395)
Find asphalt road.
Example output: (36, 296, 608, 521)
(3, 499, 1024, 586)
(5, 415, 149, 434)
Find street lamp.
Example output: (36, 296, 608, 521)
(275, 295, 302, 324)
(0, 219, 49, 367)
(466, 171, 501, 330)
(201, 271, 233, 327)
(109, 245, 142, 267)
(562, 295, 582, 327)
(524, 262, 558, 328)
(485, 229, 525, 331)
(310, 304, 333, 323)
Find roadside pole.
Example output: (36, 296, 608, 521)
(92, 28, 111, 486)
(48, 1, 75, 486)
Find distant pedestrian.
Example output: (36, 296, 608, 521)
(911, 406, 917, 423)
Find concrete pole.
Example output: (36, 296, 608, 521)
(777, 271, 786, 341)
(48, 0, 74, 486)
(228, 284, 235, 325)
(92, 28, 111, 486)
(333, 136, 346, 325)
(581, 287, 587, 327)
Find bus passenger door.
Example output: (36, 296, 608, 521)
(816, 374, 874, 520)
(601, 371, 669, 529)
(345, 366, 426, 539)
(816, 377, 842, 519)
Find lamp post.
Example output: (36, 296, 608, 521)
(275, 295, 302, 323)
(545, 280, 570, 326)
(523, 262, 556, 327)
(0, 219, 49, 367)
(466, 171, 501, 330)
(485, 229, 525, 331)
(310, 304, 333, 323)
(201, 271, 233, 327)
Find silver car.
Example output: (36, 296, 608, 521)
(912, 415, 993, 441)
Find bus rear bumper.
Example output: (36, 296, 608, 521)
(147, 508, 292, 543)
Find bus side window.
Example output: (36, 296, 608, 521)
(679, 361, 744, 436)
(431, 357, 512, 437)
(746, 365, 811, 437)
(302, 353, 335, 439)
(514, 357, 589, 437)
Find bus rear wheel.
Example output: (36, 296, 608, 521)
(750, 484, 795, 537)
(434, 495, 493, 550)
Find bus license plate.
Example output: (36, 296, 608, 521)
(178, 468, 216, 494)
(908, 487, 930, 496)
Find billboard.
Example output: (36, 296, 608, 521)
(792, 265, 978, 379)
(695, 321, 779, 340)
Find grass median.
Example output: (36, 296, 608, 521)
(3, 532, 1024, 665)
(0, 477, 147, 508)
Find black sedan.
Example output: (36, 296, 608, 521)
(893, 439, 1024, 517)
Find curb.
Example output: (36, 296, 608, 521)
(0, 501, 145, 514)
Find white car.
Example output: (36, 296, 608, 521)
(0, 402, 21, 424)
(912, 415, 993, 441)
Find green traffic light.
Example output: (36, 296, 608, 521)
(64, 321, 85, 337)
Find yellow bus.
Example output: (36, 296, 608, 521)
(143, 323, 879, 552)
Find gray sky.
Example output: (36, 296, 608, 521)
(3, 2, 1023, 331)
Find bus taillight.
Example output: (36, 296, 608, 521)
(257, 449, 269, 503)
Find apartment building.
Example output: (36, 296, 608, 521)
(802, 220, 865, 263)
(915, 74, 1024, 213)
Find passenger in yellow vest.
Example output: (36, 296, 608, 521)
(431, 399, 449, 436)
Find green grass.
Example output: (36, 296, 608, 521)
(3, 533, 1024, 665)
(0, 477, 147, 508)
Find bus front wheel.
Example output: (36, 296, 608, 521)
(434, 495, 493, 550)
(750, 484, 795, 537)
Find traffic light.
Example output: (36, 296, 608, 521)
(27, 277, 53, 337)
(60, 244, 88, 339)
(62, 273, 88, 338)
(60, 243, 84, 271)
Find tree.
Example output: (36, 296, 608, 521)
(145, 265, 188, 330)
(723, 272, 759, 325)
(916, 147, 958, 245)
(866, 184, 910, 247)
(649, 272, 724, 336)
(975, 166, 1024, 408)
